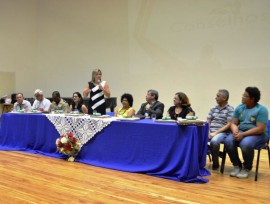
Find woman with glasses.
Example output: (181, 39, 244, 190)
(70, 92, 88, 114)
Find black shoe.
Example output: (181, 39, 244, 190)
(212, 164, 220, 170)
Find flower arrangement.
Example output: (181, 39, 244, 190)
(56, 132, 81, 161)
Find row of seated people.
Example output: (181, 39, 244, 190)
(6, 87, 270, 180)
(7, 90, 117, 114)
(10, 89, 195, 120)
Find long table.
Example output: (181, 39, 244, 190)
(0, 113, 210, 183)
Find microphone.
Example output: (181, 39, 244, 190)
(97, 79, 102, 90)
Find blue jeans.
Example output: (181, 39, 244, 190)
(209, 132, 229, 166)
(224, 133, 268, 170)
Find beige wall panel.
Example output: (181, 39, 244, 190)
(0, 0, 269, 118)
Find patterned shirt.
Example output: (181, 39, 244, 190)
(207, 104, 234, 133)
(49, 98, 69, 113)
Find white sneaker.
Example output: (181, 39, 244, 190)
(236, 169, 250, 179)
(230, 166, 241, 177)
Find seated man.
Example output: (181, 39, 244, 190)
(207, 89, 234, 170)
(224, 87, 269, 178)
(49, 91, 69, 113)
(136, 89, 164, 119)
(13, 93, 32, 112)
(32, 89, 51, 112)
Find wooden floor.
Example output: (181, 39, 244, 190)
(0, 150, 269, 203)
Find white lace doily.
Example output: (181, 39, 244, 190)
(46, 114, 113, 145)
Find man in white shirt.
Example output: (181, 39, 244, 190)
(13, 93, 32, 112)
(32, 89, 51, 112)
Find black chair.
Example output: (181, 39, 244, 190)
(220, 121, 270, 181)
(253, 141, 270, 181)
(105, 97, 117, 112)
(24, 97, 35, 105)
(11, 93, 16, 104)
(207, 141, 226, 166)
(207, 144, 212, 162)
(220, 141, 269, 181)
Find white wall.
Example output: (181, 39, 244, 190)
(0, 0, 269, 118)
(0, 0, 37, 95)
(0, 71, 15, 97)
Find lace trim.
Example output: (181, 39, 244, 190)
(46, 114, 113, 145)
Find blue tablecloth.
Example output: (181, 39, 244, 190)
(0, 113, 210, 183)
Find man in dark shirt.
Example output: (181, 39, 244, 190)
(137, 89, 164, 119)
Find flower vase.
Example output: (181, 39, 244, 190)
(56, 132, 82, 162)
(67, 156, 75, 162)
(66, 151, 79, 162)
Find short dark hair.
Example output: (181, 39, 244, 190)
(148, 89, 159, 100)
(52, 91, 60, 98)
(16, 93, 23, 97)
(121, 93, 133, 107)
(245, 87, 261, 103)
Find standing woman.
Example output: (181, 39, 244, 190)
(83, 69, 110, 115)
